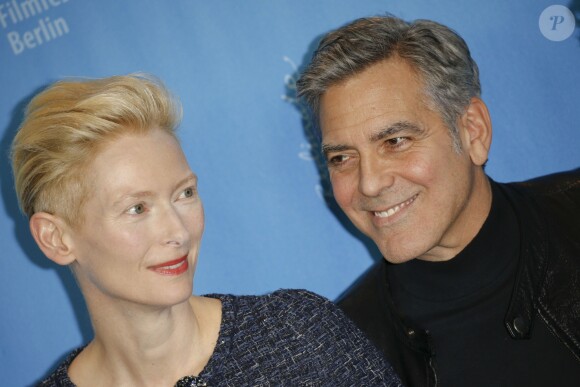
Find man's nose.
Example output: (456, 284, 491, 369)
(358, 156, 394, 197)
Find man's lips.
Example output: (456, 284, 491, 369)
(372, 194, 418, 219)
(148, 255, 189, 275)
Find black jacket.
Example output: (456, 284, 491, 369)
(337, 169, 580, 386)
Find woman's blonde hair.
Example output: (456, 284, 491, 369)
(11, 73, 182, 227)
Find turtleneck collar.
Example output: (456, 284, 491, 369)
(386, 179, 520, 304)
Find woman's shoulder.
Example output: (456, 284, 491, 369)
(268, 288, 333, 305)
(205, 288, 367, 345)
(205, 289, 340, 322)
(202, 290, 402, 385)
(209, 288, 332, 305)
(245, 288, 333, 308)
(36, 347, 83, 386)
(265, 288, 353, 319)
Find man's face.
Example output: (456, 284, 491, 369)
(319, 57, 490, 263)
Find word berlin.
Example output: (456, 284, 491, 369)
(1, 0, 72, 55)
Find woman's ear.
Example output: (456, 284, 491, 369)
(460, 97, 493, 166)
(29, 212, 76, 266)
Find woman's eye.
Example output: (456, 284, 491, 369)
(179, 186, 196, 199)
(127, 203, 145, 215)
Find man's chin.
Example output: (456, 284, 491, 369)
(381, 254, 416, 265)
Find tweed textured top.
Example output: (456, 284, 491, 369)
(38, 289, 402, 386)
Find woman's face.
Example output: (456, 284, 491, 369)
(69, 128, 204, 309)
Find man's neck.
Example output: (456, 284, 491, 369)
(419, 170, 492, 262)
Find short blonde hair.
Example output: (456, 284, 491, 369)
(11, 73, 182, 227)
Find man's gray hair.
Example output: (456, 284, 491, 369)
(296, 15, 481, 149)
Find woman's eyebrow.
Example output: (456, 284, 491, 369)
(112, 191, 154, 207)
(173, 173, 197, 192)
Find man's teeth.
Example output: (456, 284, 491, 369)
(374, 196, 415, 218)
(375, 207, 398, 218)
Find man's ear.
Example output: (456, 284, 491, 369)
(29, 212, 76, 266)
(460, 97, 492, 166)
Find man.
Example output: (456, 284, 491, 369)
(297, 15, 580, 386)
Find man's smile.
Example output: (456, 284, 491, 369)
(370, 194, 418, 219)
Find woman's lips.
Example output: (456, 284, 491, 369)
(148, 256, 189, 275)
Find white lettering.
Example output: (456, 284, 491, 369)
(0, 0, 71, 27)
(21, 0, 42, 18)
(23, 29, 35, 46)
(7, 30, 23, 53)
(0, 4, 8, 28)
(11, 0, 23, 21)
(6, 15, 68, 55)
(53, 14, 66, 33)
(33, 16, 47, 42)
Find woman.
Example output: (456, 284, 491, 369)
(11, 74, 402, 386)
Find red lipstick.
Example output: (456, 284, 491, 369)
(148, 256, 189, 275)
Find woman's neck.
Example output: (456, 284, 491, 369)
(69, 295, 221, 386)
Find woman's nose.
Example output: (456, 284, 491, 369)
(161, 206, 189, 246)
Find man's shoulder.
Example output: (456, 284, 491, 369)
(337, 261, 384, 308)
(336, 260, 392, 332)
(507, 169, 580, 360)
(497, 168, 579, 226)
(507, 168, 580, 198)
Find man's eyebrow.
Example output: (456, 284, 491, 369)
(321, 121, 424, 157)
(369, 121, 424, 142)
(321, 143, 352, 157)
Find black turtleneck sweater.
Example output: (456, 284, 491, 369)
(386, 181, 579, 386)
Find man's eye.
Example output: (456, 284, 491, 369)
(328, 154, 349, 165)
(386, 137, 409, 148)
(127, 203, 145, 215)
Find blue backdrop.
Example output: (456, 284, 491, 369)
(1, 1, 578, 385)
